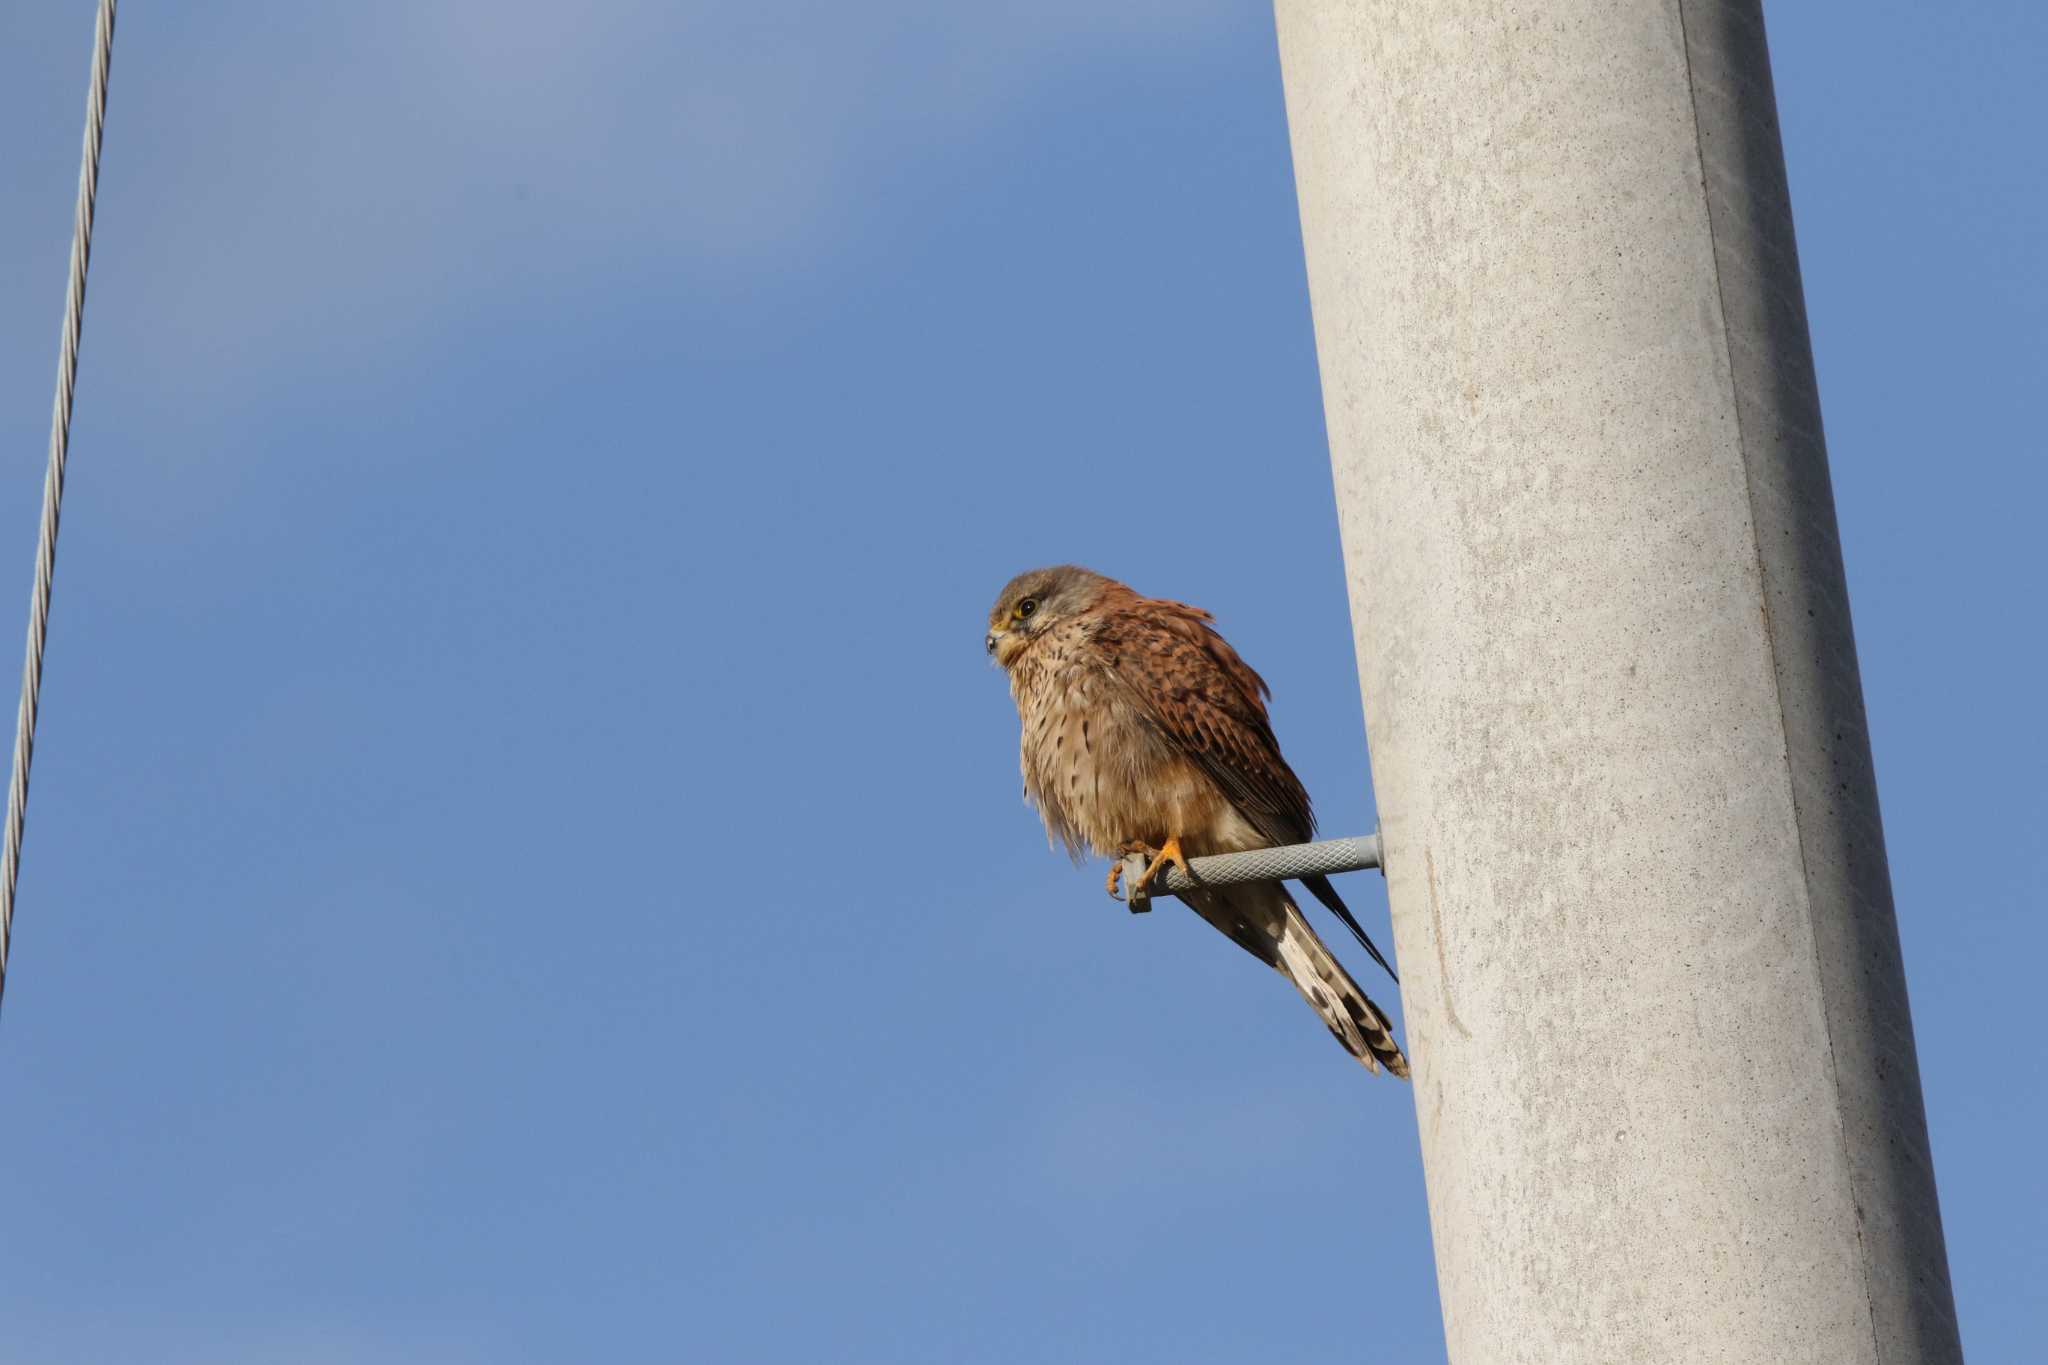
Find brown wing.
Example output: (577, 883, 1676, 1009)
(1094, 597, 1315, 846)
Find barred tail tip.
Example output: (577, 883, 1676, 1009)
(1275, 911, 1411, 1078)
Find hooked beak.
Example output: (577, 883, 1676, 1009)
(984, 629, 1001, 656)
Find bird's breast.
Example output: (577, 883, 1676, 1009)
(1011, 647, 1222, 858)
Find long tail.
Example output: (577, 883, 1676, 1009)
(1271, 902, 1410, 1076)
(1181, 884, 1410, 1077)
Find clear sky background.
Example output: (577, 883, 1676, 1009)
(0, 3, 2039, 1361)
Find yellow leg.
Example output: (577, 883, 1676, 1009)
(1106, 841, 1152, 900)
(1131, 836, 1190, 896)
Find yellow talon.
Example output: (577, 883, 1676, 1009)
(1131, 836, 1190, 896)
(1106, 841, 1155, 901)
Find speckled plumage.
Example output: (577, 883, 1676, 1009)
(987, 565, 1408, 1076)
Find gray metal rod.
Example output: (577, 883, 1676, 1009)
(1273, 1, 1960, 1360)
(1113, 832, 1381, 903)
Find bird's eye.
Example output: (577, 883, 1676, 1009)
(1015, 598, 1039, 619)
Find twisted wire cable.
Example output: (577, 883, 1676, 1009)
(0, 0, 119, 1014)
(1113, 833, 1384, 901)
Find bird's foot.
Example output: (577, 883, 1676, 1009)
(1130, 836, 1190, 897)
(1106, 842, 1151, 900)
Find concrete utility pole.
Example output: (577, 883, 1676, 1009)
(1271, 3, 1961, 1361)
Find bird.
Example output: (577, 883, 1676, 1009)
(985, 564, 1408, 1076)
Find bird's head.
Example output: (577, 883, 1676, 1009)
(985, 565, 1111, 668)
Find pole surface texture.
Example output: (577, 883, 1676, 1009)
(1272, 3, 1960, 1361)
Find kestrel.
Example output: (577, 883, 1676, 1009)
(986, 565, 1408, 1076)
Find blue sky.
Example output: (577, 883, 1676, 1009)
(0, 3, 2040, 1360)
